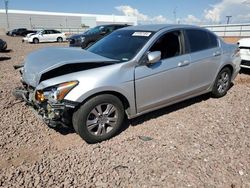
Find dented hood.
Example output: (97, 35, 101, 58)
(22, 47, 117, 87)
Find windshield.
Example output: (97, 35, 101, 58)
(87, 30, 153, 62)
(84, 26, 104, 35)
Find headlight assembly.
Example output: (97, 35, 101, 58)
(35, 81, 78, 103)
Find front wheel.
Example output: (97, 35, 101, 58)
(57, 37, 63, 43)
(73, 94, 124, 143)
(33, 38, 39, 44)
(211, 67, 232, 98)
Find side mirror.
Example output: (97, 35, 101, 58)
(147, 51, 161, 65)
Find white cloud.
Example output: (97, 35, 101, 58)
(204, 0, 250, 23)
(115, 5, 168, 23)
(183, 15, 201, 24)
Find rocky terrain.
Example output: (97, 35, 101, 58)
(0, 36, 249, 187)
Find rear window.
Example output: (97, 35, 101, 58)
(186, 29, 218, 53)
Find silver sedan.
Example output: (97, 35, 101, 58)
(14, 24, 241, 143)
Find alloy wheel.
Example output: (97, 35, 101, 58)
(217, 71, 230, 94)
(86, 103, 118, 136)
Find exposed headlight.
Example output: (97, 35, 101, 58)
(80, 36, 85, 42)
(35, 81, 78, 103)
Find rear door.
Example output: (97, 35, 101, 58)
(135, 30, 192, 113)
(184, 29, 221, 92)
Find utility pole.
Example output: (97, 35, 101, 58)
(4, 0, 10, 29)
(173, 7, 177, 24)
(226, 16, 232, 24)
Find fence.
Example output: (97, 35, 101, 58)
(203, 23, 250, 37)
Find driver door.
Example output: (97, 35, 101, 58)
(135, 30, 192, 113)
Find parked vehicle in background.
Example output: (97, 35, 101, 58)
(68, 24, 130, 48)
(14, 24, 241, 143)
(238, 38, 250, 69)
(6, 28, 36, 37)
(0, 39, 7, 51)
(22, 29, 66, 44)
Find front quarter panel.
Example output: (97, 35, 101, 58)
(37, 62, 136, 116)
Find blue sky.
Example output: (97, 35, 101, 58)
(1, 0, 249, 24)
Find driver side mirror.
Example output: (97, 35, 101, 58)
(147, 51, 161, 65)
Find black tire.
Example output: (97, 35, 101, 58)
(57, 37, 63, 43)
(33, 38, 39, 44)
(211, 67, 232, 98)
(73, 94, 124, 143)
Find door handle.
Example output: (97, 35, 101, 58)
(213, 51, 221, 56)
(178, 60, 190, 67)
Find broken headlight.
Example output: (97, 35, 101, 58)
(35, 81, 78, 103)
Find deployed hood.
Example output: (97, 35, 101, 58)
(22, 47, 117, 87)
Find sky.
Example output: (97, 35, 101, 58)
(0, 0, 250, 24)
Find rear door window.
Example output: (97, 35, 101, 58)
(185, 29, 218, 53)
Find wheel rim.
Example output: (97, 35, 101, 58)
(86, 103, 118, 136)
(217, 71, 230, 94)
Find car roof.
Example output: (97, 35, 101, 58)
(120, 24, 201, 32)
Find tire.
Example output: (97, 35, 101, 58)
(211, 67, 232, 98)
(73, 94, 124, 143)
(57, 37, 63, 43)
(33, 38, 39, 44)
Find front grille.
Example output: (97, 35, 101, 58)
(239, 46, 250, 50)
(241, 60, 250, 67)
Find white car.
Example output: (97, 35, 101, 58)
(238, 38, 250, 69)
(23, 29, 66, 44)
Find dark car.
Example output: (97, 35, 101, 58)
(6, 28, 36, 37)
(68, 24, 130, 48)
(0, 39, 7, 51)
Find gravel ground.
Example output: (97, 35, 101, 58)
(0, 35, 249, 188)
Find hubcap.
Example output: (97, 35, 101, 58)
(217, 72, 229, 94)
(86, 103, 118, 136)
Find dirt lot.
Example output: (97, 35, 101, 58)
(0, 35, 249, 187)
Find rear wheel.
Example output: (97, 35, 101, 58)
(73, 94, 124, 143)
(33, 38, 39, 44)
(212, 67, 232, 98)
(57, 37, 63, 43)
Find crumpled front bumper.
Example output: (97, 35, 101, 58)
(13, 84, 79, 128)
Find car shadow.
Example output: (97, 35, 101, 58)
(121, 93, 211, 132)
(52, 126, 75, 135)
(51, 92, 224, 138)
(240, 68, 250, 75)
(0, 57, 11, 61)
(0, 49, 13, 53)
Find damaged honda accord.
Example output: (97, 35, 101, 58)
(14, 24, 241, 143)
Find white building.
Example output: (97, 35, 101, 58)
(0, 9, 137, 32)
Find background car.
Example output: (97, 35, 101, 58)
(68, 24, 130, 48)
(6, 28, 36, 37)
(23, 29, 66, 44)
(238, 38, 250, 69)
(0, 39, 7, 51)
(14, 24, 241, 143)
